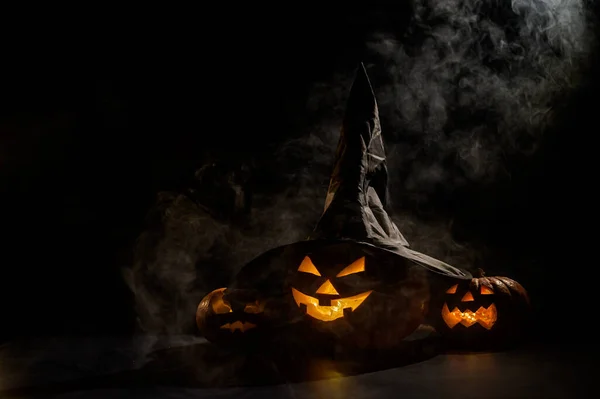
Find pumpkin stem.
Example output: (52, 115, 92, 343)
(474, 268, 486, 278)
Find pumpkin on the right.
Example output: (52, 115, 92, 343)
(432, 268, 531, 350)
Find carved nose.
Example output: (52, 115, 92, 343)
(316, 280, 339, 295)
(461, 292, 474, 302)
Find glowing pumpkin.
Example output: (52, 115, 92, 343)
(196, 287, 271, 345)
(284, 242, 430, 349)
(291, 255, 372, 322)
(202, 63, 471, 351)
(433, 268, 530, 349)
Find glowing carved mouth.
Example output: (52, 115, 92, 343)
(291, 287, 372, 322)
(441, 303, 498, 330)
(219, 321, 257, 332)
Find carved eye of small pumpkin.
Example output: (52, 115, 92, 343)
(336, 257, 366, 277)
(212, 296, 232, 314)
(461, 292, 475, 302)
(446, 284, 458, 294)
(243, 301, 263, 314)
(297, 256, 321, 276)
(480, 285, 494, 295)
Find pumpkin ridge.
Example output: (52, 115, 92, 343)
(491, 277, 512, 297)
(497, 277, 529, 303)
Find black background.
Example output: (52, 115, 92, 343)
(1, 4, 599, 344)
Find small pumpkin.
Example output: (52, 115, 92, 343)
(196, 287, 271, 345)
(433, 268, 530, 349)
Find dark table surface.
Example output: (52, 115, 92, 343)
(0, 333, 594, 399)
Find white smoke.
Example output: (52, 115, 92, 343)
(125, 0, 595, 335)
(372, 0, 593, 188)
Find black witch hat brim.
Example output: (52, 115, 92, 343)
(232, 238, 470, 286)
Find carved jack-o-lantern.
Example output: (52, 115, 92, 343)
(196, 287, 269, 345)
(286, 242, 430, 349)
(441, 283, 498, 331)
(291, 255, 372, 322)
(204, 64, 472, 352)
(434, 269, 530, 349)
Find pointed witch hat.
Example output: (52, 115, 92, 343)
(233, 63, 470, 286)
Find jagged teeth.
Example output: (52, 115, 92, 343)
(220, 321, 257, 332)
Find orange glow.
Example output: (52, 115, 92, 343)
(441, 303, 497, 330)
(291, 288, 373, 322)
(298, 256, 321, 276)
(446, 284, 458, 294)
(480, 285, 494, 295)
(243, 301, 264, 314)
(461, 292, 475, 302)
(316, 279, 340, 295)
(336, 257, 366, 277)
(208, 288, 232, 314)
(219, 321, 256, 332)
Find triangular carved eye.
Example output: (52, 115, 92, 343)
(244, 301, 264, 314)
(461, 292, 475, 302)
(211, 291, 233, 314)
(298, 256, 321, 276)
(336, 257, 366, 277)
(316, 280, 339, 295)
(480, 285, 494, 295)
(446, 284, 458, 294)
